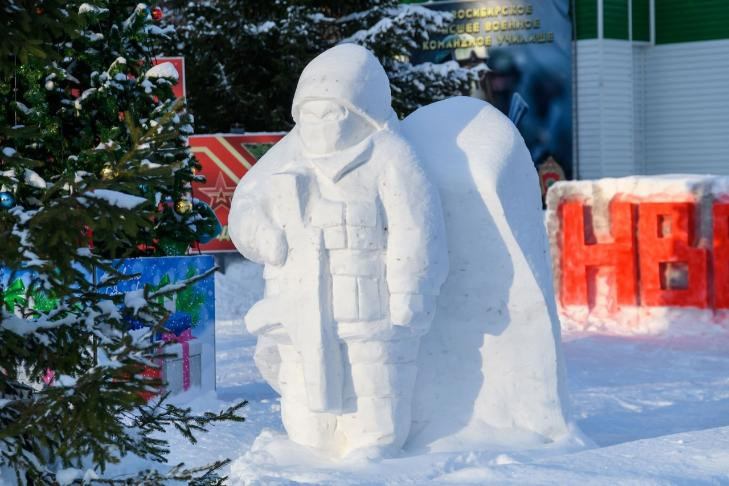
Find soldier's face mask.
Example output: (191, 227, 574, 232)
(298, 100, 376, 155)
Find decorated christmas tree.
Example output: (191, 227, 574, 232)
(4, 0, 219, 257)
(168, 0, 480, 132)
(1, 2, 241, 483)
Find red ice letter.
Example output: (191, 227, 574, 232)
(714, 202, 729, 309)
(560, 199, 638, 307)
(638, 202, 708, 308)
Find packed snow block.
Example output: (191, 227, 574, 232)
(231, 44, 449, 456)
(546, 176, 729, 335)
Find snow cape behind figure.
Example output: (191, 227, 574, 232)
(402, 97, 574, 451)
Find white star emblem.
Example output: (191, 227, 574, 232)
(199, 172, 235, 210)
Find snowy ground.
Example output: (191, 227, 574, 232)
(128, 258, 729, 484)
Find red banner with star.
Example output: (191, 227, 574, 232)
(189, 133, 286, 252)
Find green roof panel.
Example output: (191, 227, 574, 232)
(632, 0, 650, 41)
(575, 0, 598, 40)
(604, 0, 629, 40)
(656, 0, 729, 44)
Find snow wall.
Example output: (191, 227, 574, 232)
(546, 176, 729, 335)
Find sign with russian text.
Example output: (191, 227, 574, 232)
(546, 177, 729, 334)
(413, 0, 573, 178)
(189, 133, 286, 252)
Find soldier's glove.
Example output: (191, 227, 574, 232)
(389, 293, 436, 336)
(258, 225, 288, 266)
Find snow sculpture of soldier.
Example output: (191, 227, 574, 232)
(230, 44, 573, 460)
(230, 44, 449, 457)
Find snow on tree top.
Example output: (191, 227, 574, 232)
(83, 189, 147, 209)
(23, 169, 47, 189)
(249, 21, 276, 35)
(123, 4, 149, 30)
(145, 62, 179, 81)
(78, 3, 108, 15)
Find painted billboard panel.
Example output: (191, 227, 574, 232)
(1, 255, 216, 395)
(189, 133, 286, 252)
(101, 255, 216, 393)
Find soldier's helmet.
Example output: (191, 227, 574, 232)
(292, 44, 396, 129)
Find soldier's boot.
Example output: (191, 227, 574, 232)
(337, 337, 420, 457)
(277, 343, 339, 451)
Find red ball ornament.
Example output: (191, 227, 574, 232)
(151, 7, 163, 21)
(118, 111, 126, 122)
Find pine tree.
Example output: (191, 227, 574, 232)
(0, 1, 82, 73)
(166, 0, 479, 133)
(336, 0, 480, 118)
(6, 1, 219, 257)
(1, 2, 243, 483)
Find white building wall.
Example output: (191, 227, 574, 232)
(598, 39, 636, 176)
(574, 38, 729, 178)
(574, 40, 602, 179)
(574, 39, 637, 178)
(643, 39, 729, 175)
(632, 44, 647, 173)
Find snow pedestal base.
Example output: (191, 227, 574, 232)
(546, 175, 729, 335)
(228, 428, 588, 485)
